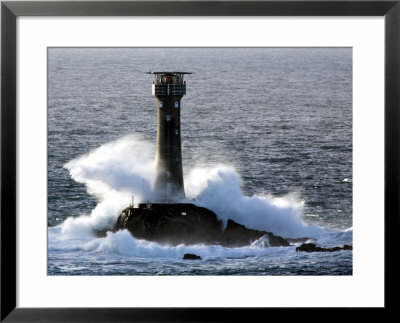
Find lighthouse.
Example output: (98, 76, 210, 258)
(115, 71, 291, 247)
(149, 71, 191, 199)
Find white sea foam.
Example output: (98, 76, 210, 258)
(61, 135, 156, 237)
(184, 165, 323, 238)
(55, 135, 348, 254)
(80, 229, 291, 259)
(49, 226, 352, 260)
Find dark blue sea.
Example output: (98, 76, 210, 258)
(48, 48, 352, 275)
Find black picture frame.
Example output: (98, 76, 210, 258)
(1, 1, 399, 321)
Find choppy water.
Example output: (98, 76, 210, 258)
(48, 48, 352, 275)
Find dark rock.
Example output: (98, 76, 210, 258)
(115, 203, 290, 247)
(222, 219, 290, 247)
(296, 243, 323, 252)
(183, 253, 201, 260)
(296, 243, 353, 252)
(115, 203, 223, 246)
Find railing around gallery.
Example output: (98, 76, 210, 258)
(152, 83, 186, 96)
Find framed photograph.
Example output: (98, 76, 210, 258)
(1, 0, 399, 321)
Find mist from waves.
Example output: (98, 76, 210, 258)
(50, 134, 352, 259)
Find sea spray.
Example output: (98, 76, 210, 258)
(59, 135, 330, 243)
(184, 165, 323, 238)
(79, 228, 351, 260)
(61, 135, 156, 237)
(80, 229, 293, 259)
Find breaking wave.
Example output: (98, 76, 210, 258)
(51, 135, 350, 255)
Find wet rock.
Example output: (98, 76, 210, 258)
(343, 244, 353, 250)
(222, 219, 290, 247)
(115, 203, 290, 247)
(183, 253, 201, 260)
(115, 203, 223, 246)
(296, 243, 353, 252)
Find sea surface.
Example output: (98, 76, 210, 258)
(48, 48, 352, 275)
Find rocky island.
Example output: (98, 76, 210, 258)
(115, 203, 293, 247)
(113, 72, 311, 249)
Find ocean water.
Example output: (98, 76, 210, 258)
(48, 48, 352, 275)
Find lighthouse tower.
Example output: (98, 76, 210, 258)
(149, 71, 191, 199)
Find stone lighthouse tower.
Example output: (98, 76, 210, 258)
(116, 72, 289, 248)
(149, 71, 191, 199)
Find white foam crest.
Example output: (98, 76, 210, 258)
(314, 228, 353, 247)
(65, 134, 156, 201)
(185, 165, 324, 238)
(250, 235, 270, 248)
(48, 226, 93, 252)
(82, 230, 291, 259)
(60, 135, 156, 237)
(60, 188, 130, 238)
